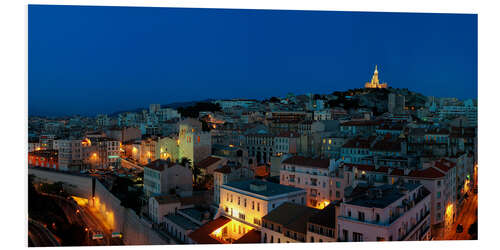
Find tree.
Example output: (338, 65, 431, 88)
(268, 97, 280, 103)
(177, 102, 222, 118)
(180, 157, 200, 185)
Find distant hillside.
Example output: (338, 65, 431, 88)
(108, 99, 215, 117)
(328, 87, 427, 115)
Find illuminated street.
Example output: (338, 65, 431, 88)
(436, 192, 478, 240)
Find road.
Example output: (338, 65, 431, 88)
(120, 158, 143, 171)
(28, 218, 60, 247)
(440, 192, 478, 240)
(39, 193, 123, 246)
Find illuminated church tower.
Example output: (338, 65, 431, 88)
(365, 65, 388, 88)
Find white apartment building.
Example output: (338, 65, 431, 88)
(389, 158, 458, 233)
(273, 131, 299, 156)
(280, 156, 334, 209)
(143, 159, 193, 197)
(219, 180, 306, 230)
(337, 183, 431, 242)
(213, 164, 254, 206)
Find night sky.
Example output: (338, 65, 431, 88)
(28, 5, 477, 117)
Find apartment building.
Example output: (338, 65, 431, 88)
(337, 183, 431, 242)
(219, 180, 306, 229)
(280, 156, 333, 209)
(143, 159, 193, 198)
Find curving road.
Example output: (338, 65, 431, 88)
(439, 192, 478, 240)
(28, 218, 60, 247)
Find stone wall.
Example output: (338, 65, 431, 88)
(28, 167, 168, 245)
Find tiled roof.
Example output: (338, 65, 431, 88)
(263, 202, 319, 234)
(308, 202, 337, 228)
(434, 159, 456, 172)
(282, 156, 330, 169)
(389, 167, 445, 179)
(188, 216, 231, 244)
(196, 156, 223, 169)
(233, 229, 261, 244)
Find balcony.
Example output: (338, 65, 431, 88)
(401, 211, 431, 241)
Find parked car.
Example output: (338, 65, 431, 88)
(456, 224, 464, 233)
(474, 188, 478, 194)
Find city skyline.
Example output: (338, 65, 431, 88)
(29, 5, 477, 116)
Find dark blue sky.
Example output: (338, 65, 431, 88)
(28, 5, 477, 117)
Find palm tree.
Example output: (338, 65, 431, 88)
(180, 157, 199, 184)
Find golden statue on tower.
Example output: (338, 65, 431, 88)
(365, 65, 388, 88)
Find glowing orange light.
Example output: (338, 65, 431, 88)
(212, 227, 223, 237)
(322, 200, 330, 209)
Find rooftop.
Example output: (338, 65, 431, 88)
(165, 214, 199, 231)
(195, 156, 223, 170)
(308, 202, 338, 228)
(144, 159, 179, 171)
(29, 149, 58, 157)
(188, 216, 231, 244)
(179, 207, 208, 223)
(233, 229, 261, 244)
(152, 195, 180, 205)
(262, 202, 319, 234)
(282, 156, 330, 169)
(346, 183, 421, 209)
(222, 179, 305, 198)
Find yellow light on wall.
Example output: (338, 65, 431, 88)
(212, 227, 223, 237)
(322, 200, 330, 209)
